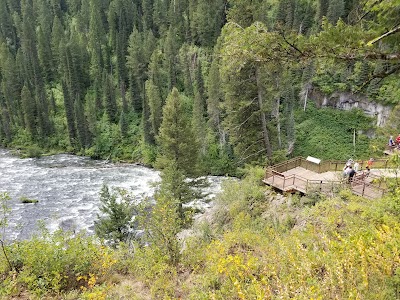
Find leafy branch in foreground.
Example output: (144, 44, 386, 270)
(0, 192, 17, 273)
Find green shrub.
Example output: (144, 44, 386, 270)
(3, 230, 116, 297)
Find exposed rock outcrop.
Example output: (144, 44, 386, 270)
(302, 85, 392, 127)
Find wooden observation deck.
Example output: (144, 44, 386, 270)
(263, 157, 389, 199)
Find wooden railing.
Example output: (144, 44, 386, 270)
(264, 157, 389, 198)
(266, 157, 391, 177)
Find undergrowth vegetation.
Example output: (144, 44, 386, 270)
(1, 168, 400, 299)
(294, 104, 374, 160)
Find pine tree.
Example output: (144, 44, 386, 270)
(164, 26, 179, 92)
(50, 15, 63, 76)
(142, 0, 154, 31)
(190, 0, 225, 47)
(119, 110, 128, 138)
(147, 47, 169, 101)
(153, 0, 169, 35)
(145, 79, 163, 139)
(21, 84, 37, 140)
(36, 0, 54, 81)
(142, 92, 154, 146)
(94, 184, 136, 247)
(74, 96, 91, 149)
(0, 90, 12, 143)
(61, 80, 77, 148)
(275, 0, 295, 31)
(103, 71, 118, 124)
(316, 0, 329, 22)
(88, 0, 105, 78)
(156, 87, 198, 176)
(327, 0, 344, 24)
(0, 0, 17, 52)
(206, 51, 225, 148)
(127, 28, 145, 112)
(0, 45, 23, 128)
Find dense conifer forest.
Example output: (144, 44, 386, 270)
(0, 0, 399, 173)
(1, 0, 400, 298)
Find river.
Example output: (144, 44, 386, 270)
(0, 149, 224, 241)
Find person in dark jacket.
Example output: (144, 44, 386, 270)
(348, 166, 356, 183)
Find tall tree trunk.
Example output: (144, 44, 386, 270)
(275, 96, 282, 148)
(255, 65, 272, 158)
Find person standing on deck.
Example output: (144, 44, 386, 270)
(366, 158, 374, 173)
(389, 136, 395, 147)
(348, 166, 356, 183)
(353, 162, 359, 172)
(396, 134, 400, 148)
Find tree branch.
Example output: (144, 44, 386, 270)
(356, 64, 400, 93)
(367, 24, 400, 46)
(279, 31, 304, 56)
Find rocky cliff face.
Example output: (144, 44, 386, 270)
(304, 86, 392, 127)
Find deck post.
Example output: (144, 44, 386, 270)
(362, 182, 366, 197)
(283, 176, 286, 188)
(320, 180, 322, 191)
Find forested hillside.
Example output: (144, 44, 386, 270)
(0, 0, 399, 172)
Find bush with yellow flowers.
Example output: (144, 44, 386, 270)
(0, 229, 116, 298)
(179, 169, 400, 299)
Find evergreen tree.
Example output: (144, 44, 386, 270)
(192, 90, 207, 155)
(153, 0, 169, 35)
(327, 0, 344, 24)
(190, 0, 225, 47)
(163, 26, 179, 92)
(316, 0, 329, 22)
(142, 0, 154, 31)
(36, 0, 54, 81)
(147, 47, 169, 101)
(156, 87, 198, 176)
(126, 28, 145, 112)
(142, 92, 155, 146)
(61, 80, 77, 148)
(207, 55, 225, 148)
(21, 84, 37, 140)
(0, 0, 17, 52)
(74, 96, 91, 149)
(103, 71, 118, 124)
(50, 15, 64, 76)
(178, 44, 194, 97)
(275, 0, 295, 31)
(94, 185, 136, 247)
(119, 110, 128, 138)
(0, 90, 12, 143)
(0, 45, 23, 127)
(226, 0, 255, 27)
(88, 0, 105, 78)
(37, 26, 54, 82)
(145, 79, 163, 139)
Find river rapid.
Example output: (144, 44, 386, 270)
(0, 149, 223, 241)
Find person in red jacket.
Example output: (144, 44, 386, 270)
(396, 134, 400, 147)
(366, 158, 374, 173)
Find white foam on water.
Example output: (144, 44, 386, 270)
(0, 149, 225, 241)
